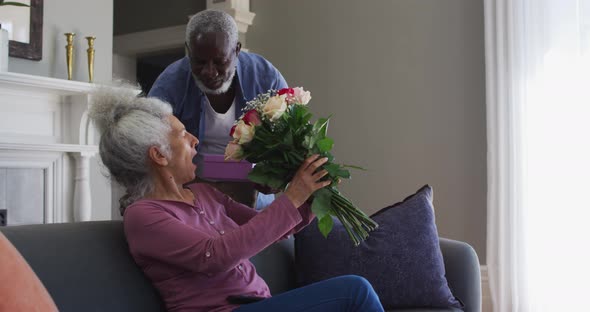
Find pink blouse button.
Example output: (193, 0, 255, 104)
(205, 251, 211, 258)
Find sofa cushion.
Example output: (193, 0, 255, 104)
(0, 221, 166, 312)
(295, 185, 463, 309)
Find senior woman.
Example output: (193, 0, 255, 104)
(88, 86, 384, 312)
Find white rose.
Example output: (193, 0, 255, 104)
(232, 120, 255, 144)
(262, 94, 287, 121)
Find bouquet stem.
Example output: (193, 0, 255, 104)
(327, 188, 378, 246)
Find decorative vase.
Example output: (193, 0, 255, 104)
(0, 27, 8, 72)
(64, 33, 75, 80)
(85, 36, 95, 83)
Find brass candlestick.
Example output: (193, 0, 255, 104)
(64, 33, 75, 80)
(85, 36, 96, 83)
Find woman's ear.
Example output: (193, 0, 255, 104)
(148, 146, 168, 167)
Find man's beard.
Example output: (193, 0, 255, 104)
(193, 67, 236, 95)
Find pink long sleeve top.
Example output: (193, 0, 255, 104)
(123, 183, 315, 312)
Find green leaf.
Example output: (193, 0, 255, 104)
(303, 135, 314, 150)
(0, 1, 30, 6)
(326, 153, 335, 162)
(247, 166, 271, 185)
(303, 112, 313, 124)
(288, 151, 304, 163)
(282, 130, 294, 146)
(318, 215, 334, 238)
(281, 151, 290, 163)
(311, 188, 332, 219)
(266, 176, 285, 189)
(247, 165, 285, 190)
(341, 164, 367, 171)
(266, 166, 288, 175)
(316, 137, 334, 152)
(295, 105, 306, 118)
(313, 117, 330, 138)
(336, 168, 351, 179)
(323, 163, 340, 176)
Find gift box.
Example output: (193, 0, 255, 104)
(200, 153, 253, 182)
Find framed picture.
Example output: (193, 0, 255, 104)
(0, 0, 43, 60)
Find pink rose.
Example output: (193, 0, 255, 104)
(242, 109, 262, 126)
(292, 87, 311, 105)
(232, 120, 255, 144)
(224, 142, 244, 160)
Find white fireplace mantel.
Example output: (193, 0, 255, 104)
(0, 72, 99, 224)
(0, 71, 97, 94)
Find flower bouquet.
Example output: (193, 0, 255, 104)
(224, 87, 378, 246)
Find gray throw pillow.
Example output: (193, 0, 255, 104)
(294, 185, 463, 309)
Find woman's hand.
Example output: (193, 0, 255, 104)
(284, 155, 331, 208)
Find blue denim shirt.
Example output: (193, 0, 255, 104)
(148, 52, 287, 210)
(148, 51, 287, 138)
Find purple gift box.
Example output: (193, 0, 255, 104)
(200, 153, 253, 182)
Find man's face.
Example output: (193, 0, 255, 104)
(187, 32, 240, 95)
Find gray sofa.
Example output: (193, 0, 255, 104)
(0, 221, 481, 312)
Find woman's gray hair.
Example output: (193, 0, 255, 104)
(186, 9, 238, 47)
(88, 85, 173, 215)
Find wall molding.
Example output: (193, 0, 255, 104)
(114, 25, 186, 57)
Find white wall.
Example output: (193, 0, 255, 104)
(112, 53, 136, 82)
(7, 0, 114, 221)
(8, 0, 113, 83)
(249, 0, 487, 261)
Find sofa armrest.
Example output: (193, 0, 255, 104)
(440, 238, 482, 312)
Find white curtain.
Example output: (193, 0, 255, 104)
(485, 0, 590, 311)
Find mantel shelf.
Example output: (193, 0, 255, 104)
(0, 142, 98, 154)
(0, 72, 95, 95)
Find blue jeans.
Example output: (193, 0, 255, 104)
(234, 275, 384, 312)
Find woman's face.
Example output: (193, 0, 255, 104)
(166, 115, 199, 184)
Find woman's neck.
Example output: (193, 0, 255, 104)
(145, 172, 193, 204)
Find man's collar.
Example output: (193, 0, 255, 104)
(235, 53, 246, 101)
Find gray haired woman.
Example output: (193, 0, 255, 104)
(88, 86, 383, 312)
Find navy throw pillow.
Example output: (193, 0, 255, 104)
(294, 185, 463, 309)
